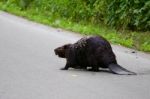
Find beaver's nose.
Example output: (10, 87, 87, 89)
(54, 49, 58, 55)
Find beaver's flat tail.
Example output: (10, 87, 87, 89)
(108, 64, 136, 75)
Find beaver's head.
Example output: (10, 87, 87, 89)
(54, 44, 72, 58)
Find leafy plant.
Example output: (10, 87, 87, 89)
(106, 0, 150, 31)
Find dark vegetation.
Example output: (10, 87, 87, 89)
(0, 0, 150, 52)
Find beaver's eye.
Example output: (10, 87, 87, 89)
(64, 45, 69, 49)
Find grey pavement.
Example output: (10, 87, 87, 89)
(0, 11, 150, 99)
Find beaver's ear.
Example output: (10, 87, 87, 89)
(64, 44, 71, 49)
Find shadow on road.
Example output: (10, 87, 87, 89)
(137, 70, 150, 75)
(59, 68, 150, 76)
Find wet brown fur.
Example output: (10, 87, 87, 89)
(54, 36, 118, 71)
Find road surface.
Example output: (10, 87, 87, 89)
(0, 11, 150, 99)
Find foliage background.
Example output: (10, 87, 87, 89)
(0, 0, 150, 52)
(1, 0, 149, 31)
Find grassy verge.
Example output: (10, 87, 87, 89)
(0, 2, 150, 52)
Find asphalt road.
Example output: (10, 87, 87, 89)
(0, 11, 150, 99)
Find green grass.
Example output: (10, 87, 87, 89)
(0, 2, 150, 52)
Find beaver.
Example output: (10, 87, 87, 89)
(54, 36, 136, 75)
